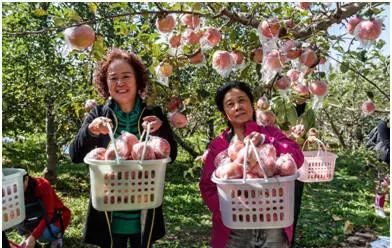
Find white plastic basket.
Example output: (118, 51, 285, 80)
(298, 138, 337, 183)
(84, 158, 170, 211)
(211, 139, 298, 229)
(2, 168, 26, 231)
(212, 173, 298, 229)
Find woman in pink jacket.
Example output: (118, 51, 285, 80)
(199, 81, 304, 248)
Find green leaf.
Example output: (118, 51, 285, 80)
(301, 109, 316, 131)
(286, 105, 298, 126)
(87, 3, 97, 15)
(340, 62, 349, 73)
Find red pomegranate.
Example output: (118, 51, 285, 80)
(155, 15, 176, 33)
(283, 40, 302, 59)
(251, 47, 263, 64)
(181, 14, 200, 29)
(86, 147, 106, 160)
(214, 150, 230, 168)
(299, 48, 319, 68)
(265, 50, 286, 70)
(149, 136, 171, 159)
(309, 80, 328, 97)
(166, 96, 182, 112)
(347, 16, 362, 35)
(231, 51, 245, 65)
(212, 50, 233, 70)
(275, 76, 291, 90)
(292, 83, 310, 97)
(158, 62, 173, 77)
(168, 111, 188, 128)
(189, 51, 204, 64)
(184, 29, 203, 45)
(287, 69, 300, 82)
(228, 139, 245, 161)
(276, 154, 297, 176)
(169, 33, 182, 48)
(131, 142, 156, 160)
(256, 95, 270, 111)
(202, 27, 221, 46)
(256, 110, 276, 127)
(361, 100, 376, 115)
(354, 19, 382, 41)
(259, 19, 280, 38)
(299, 2, 311, 10)
(65, 24, 95, 50)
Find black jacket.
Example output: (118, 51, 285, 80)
(69, 99, 177, 248)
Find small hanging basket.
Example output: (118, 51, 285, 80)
(298, 137, 337, 183)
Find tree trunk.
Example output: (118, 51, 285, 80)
(43, 99, 57, 184)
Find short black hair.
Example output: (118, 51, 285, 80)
(215, 81, 254, 113)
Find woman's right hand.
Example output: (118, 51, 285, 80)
(88, 117, 113, 136)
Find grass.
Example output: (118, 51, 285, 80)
(3, 141, 390, 247)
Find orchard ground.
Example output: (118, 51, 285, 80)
(3, 135, 389, 248)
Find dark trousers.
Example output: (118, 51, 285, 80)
(377, 120, 390, 163)
(112, 233, 143, 248)
(291, 180, 305, 247)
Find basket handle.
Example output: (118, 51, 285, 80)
(137, 122, 152, 167)
(106, 122, 120, 165)
(241, 139, 268, 184)
(302, 137, 327, 157)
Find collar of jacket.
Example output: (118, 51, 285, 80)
(102, 97, 147, 137)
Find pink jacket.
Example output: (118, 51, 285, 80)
(199, 121, 304, 248)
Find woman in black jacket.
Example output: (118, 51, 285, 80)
(69, 48, 177, 248)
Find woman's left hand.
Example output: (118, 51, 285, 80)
(244, 132, 265, 147)
(142, 116, 163, 133)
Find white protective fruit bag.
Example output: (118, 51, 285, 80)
(84, 123, 171, 211)
(212, 140, 298, 229)
(2, 168, 26, 230)
(298, 137, 337, 182)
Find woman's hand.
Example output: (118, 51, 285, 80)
(244, 132, 266, 147)
(24, 235, 36, 248)
(142, 116, 162, 133)
(88, 117, 113, 136)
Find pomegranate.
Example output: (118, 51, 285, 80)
(181, 14, 200, 29)
(202, 27, 221, 46)
(155, 15, 176, 33)
(189, 51, 205, 64)
(276, 154, 297, 176)
(275, 76, 291, 91)
(251, 47, 263, 64)
(168, 111, 188, 128)
(131, 142, 156, 160)
(231, 51, 245, 65)
(212, 50, 233, 70)
(354, 19, 382, 41)
(183, 29, 203, 45)
(158, 62, 173, 77)
(299, 48, 319, 68)
(265, 50, 286, 70)
(214, 150, 230, 168)
(287, 69, 300, 82)
(259, 19, 280, 38)
(104, 146, 116, 160)
(290, 124, 305, 138)
(228, 139, 245, 161)
(347, 16, 362, 35)
(169, 33, 182, 48)
(283, 40, 302, 59)
(166, 96, 182, 112)
(235, 146, 257, 168)
(292, 83, 310, 97)
(299, 2, 311, 10)
(309, 80, 328, 97)
(256, 95, 270, 111)
(307, 128, 318, 138)
(149, 136, 171, 159)
(64, 24, 95, 50)
(86, 147, 106, 160)
(361, 100, 376, 115)
(115, 139, 131, 159)
(215, 162, 243, 179)
(256, 110, 276, 127)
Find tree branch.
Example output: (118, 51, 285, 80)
(325, 54, 390, 101)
